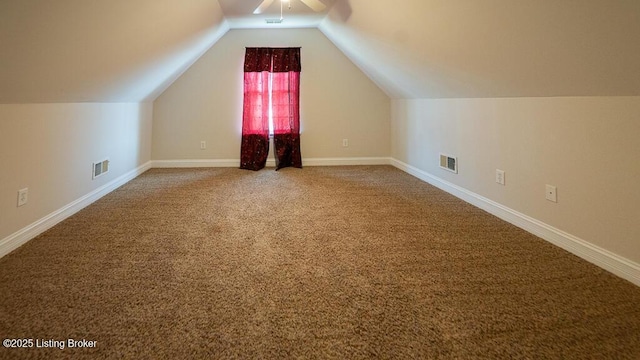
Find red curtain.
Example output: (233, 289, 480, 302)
(240, 48, 271, 171)
(240, 47, 302, 171)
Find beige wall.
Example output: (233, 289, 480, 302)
(152, 28, 390, 161)
(391, 96, 640, 264)
(0, 103, 153, 240)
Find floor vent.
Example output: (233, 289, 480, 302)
(439, 154, 458, 174)
(92, 159, 110, 179)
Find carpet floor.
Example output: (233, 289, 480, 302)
(1, 166, 639, 359)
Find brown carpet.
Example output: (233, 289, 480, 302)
(1, 166, 639, 359)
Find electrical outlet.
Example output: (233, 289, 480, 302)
(200, 141, 206, 150)
(545, 184, 557, 203)
(496, 169, 505, 185)
(342, 139, 349, 147)
(17, 188, 28, 207)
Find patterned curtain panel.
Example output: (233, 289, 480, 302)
(240, 48, 271, 171)
(271, 48, 302, 170)
(272, 71, 301, 170)
(240, 47, 302, 171)
(271, 48, 301, 72)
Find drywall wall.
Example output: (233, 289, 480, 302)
(152, 28, 390, 162)
(0, 103, 153, 242)
(391, 96, 640, 265)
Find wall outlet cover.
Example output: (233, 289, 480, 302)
(17, 188, 28, 207)
(496, 169, 505, 185)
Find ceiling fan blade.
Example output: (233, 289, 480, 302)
(253, 0, 275, 14)
(299, 0, 326, 12)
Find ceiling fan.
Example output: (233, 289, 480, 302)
(253, 0, 327, 15)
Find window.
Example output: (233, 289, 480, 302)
(240, 47, 302, 171)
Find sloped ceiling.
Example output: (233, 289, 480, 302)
(1, 0, 639, 103)
(320, 0, 640, 98)
(0, 0, 228, 103)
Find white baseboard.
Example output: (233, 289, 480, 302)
(390, 158, 640, 287)
(0, 161, 152, 259)
(151, 157, 392, 168)
(1, 157, 390, 258)
(152, 159, 239, 168)
(302, 157, 392, 166)
(7, 157, 636, 288)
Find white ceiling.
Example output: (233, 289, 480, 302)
(320, 0, 640, 98)
(218, 0, 337, 28)
(1, 0, 639, 103)
(0, 0, 229, 103)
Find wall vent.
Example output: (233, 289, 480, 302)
(92, 158, 110, 179)
(439, 154, 458, 174)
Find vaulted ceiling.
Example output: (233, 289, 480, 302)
(320, 0, 640, 98)
(0, 0, 229, 103)
(1, 0, 639, 103)
(218, 0, 338, 28)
